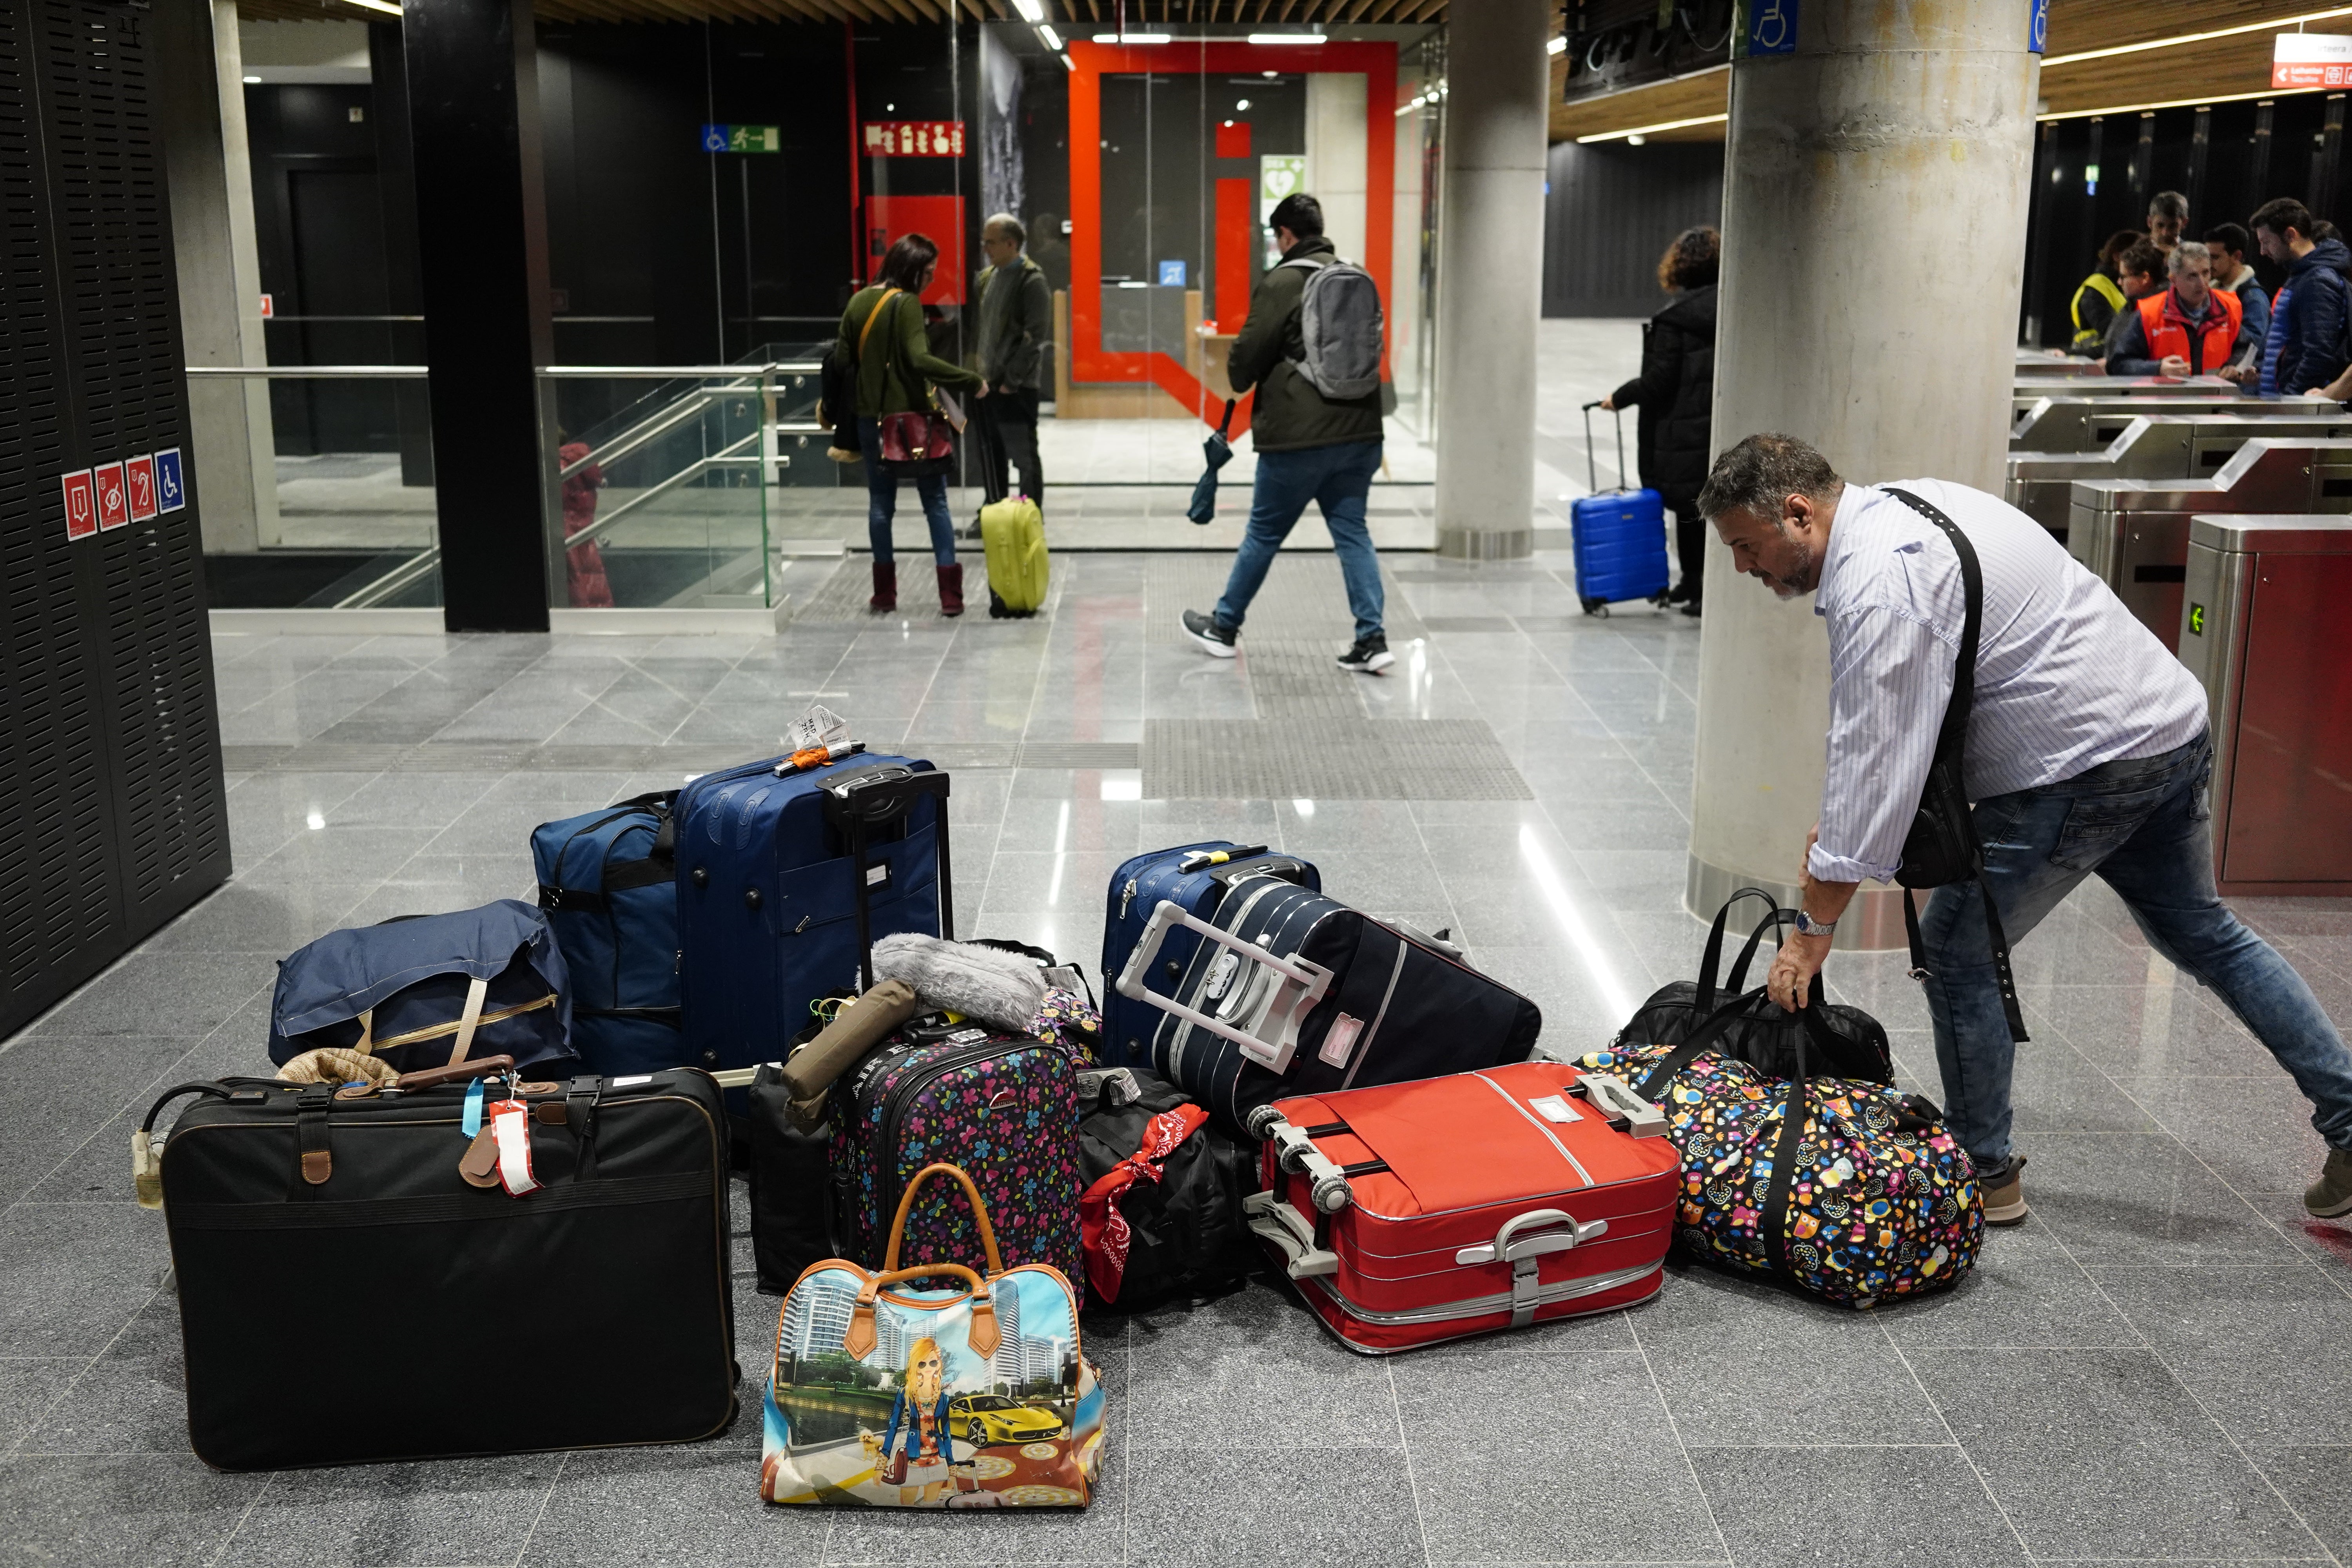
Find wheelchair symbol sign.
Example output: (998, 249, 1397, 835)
(701, 124, 730, 153)
(1739, 0, 1797, 56)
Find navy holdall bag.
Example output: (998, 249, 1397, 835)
(674, 753, 949, 1089)
(268, 900, 575, 1076)
(532, 791, 687, 1076)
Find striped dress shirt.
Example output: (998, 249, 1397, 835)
(1806, 479, 2210, 886)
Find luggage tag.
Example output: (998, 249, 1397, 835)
(457, 1078, 501, 1188)
(484, 1095, 542, 1196)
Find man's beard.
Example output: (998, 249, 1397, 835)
(1762, 523, 1818, 599)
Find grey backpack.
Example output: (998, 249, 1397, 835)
(1279, 254, 1385, 400)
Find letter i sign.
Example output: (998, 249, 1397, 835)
(61, 470, 96, 540)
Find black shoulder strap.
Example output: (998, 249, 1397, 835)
(1880, 486, 1981, 775)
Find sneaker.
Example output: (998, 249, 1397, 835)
(1183, 608, 1238, 658)
(1336, 635, 1394, 674)
(2306, 1147, 2352, 1218)
(1977, 1153, 2029, 1225)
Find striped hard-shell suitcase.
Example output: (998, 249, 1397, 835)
(1245, 1060, 1681, 1353)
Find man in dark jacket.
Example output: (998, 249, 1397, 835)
(1602, 225, 1717, 613)
(2105, 241, 2241, 377)
(1183, 193, 1390, 672)
(2250, 198, 2352, 397)
(972, 213, 1053, 507)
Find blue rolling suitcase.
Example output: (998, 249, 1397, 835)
(1570, 401, 1671, 616)
(532, 792, 685, 1076)
(1101, 843, 1319, 1069)
(674, 753, 950, 1089)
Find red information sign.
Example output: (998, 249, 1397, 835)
(2274, 33, 2352, 88)
(61, 470, 96, 540)
(124, 454, 158, 522)
(93, 462, 129, 531)
(862, 120, 965, 158)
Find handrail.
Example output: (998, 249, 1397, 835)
(183, 361, 822, 378)
(186, 365, 429, 378)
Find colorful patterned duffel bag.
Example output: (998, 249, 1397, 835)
(1573, 990, 1984, 1309)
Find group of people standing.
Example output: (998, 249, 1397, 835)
(2069, 191, 2352, 398)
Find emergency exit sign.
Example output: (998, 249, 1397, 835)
(701, 123, 780, 153)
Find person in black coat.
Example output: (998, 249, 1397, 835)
(1602, 226, 1719, 615)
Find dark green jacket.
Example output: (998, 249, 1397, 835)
(841, 285, 981, 418)
(973, 255, 1053, 390)
(1228, 235, 1383, 453)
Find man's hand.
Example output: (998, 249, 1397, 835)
(1598, 392, 1617, 411)
(975, 383, 992, 399)
(2159, 354, 2192, 377)
(1768, 927, 1832, 1013)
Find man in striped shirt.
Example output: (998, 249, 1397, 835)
(1695, 432, 2352, 1225)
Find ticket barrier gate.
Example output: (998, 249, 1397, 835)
(2012, 392, 2334, 452)
(2065, 439, 2352, 651)
(2007, 414, 2352, 538)
(2176, 515, 2352, 897)
(2015, 351, 2107, 379)
(2010, 376, 2236, 418)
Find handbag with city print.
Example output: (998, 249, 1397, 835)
(762, 1161, 1105, 1508)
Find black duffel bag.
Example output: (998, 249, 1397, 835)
(1614, 887, 1893, 1085)
(1076, 1067, 1257, 1312)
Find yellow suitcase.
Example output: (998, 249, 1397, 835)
(980, 495, 1049, 617)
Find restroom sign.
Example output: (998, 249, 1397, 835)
(862, 120, 964, 157)
(61, 469, 96, 540)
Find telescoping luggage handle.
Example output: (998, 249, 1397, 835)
(1579, 400, 1630, 497)
(1114, 898, 1334, 1074)
(818, 768, 953, 993)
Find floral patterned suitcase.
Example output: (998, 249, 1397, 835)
(1246, 1059, 1684, 1353)
(763, 1162, 1106, 1508)
(831, 1026, 1086, 1304)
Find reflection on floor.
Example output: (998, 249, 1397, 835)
(9, 543, 2352, 1566)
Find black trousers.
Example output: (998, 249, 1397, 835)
(979, 385, 1043, 506)
(1661, 486, 1704, 600)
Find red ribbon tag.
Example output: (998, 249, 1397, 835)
(488, 1099, 541, 1196)
(1078, 1103, 1208, 1303)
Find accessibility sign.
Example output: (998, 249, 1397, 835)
(701, 123, 781, 153)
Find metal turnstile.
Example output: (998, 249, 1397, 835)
(2176, 515, 2352, 896)
(2065, 439, 2352, 650)
(2012, 392, 2334, 451)
(2015, 350, 2108, 379)
(2007, 413, 2352, 537)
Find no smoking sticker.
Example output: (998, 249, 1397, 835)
(93, 463, 129, 531)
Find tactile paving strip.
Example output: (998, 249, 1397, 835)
(793, 556, 1040, 624)
(1235, 641, 1374, 720)
(1141, 718, 1532, 801)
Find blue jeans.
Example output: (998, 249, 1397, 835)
(1922, 731, 2352, 1166)
(1212, 439, 1385, 643)
(859, 417, 956, 567)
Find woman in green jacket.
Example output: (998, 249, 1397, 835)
(843, 234, 984, 613)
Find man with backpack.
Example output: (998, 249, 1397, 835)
(1182, 192, 1392, 673)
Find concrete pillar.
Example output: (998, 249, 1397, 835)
(1433, 0, 1548, 560)
(1304, 71, 1368, 265)
(156, 0, 279, 554)
(1687, 1, 2040, 945)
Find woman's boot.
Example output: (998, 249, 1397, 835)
(869, 560, 897, 611)
(936, 563, 965, 617)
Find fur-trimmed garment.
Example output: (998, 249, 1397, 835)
(871, 933, 1048, 1032)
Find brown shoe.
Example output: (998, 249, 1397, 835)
(869, 560, 897, 611)
(1978, 1153, 2029, 1226)
(2306, 1147, 2352, 1218)
(936, 562, 965, 617)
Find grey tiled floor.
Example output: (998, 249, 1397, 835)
(8, 552, 2352, 1566)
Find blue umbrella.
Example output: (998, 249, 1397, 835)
(1187, 399, 1239, 524)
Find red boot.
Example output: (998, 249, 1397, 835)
(937, 562, 965, 617)
(869, 560, 897, 611)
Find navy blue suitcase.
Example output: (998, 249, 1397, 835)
(1571, 401, 1671, 616)
(1101, 843, 1319, 1069)
(674, 753, 949, 1088)
(532, 792, 685, 1076)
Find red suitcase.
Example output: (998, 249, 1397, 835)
(1243, 1060, 1681, 1353)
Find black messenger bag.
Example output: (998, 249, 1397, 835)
(140, 1060, 738, 1469)
(1882, 487, 2029, 1044)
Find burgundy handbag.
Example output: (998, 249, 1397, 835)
(870, 292, 955, 472)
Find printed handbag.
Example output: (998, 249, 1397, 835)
(762, 1161, 1105, 1508)
(877, 292, 956, 475)
(1574, 991, 1984, 1309)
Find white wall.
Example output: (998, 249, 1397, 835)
(1303, 71, 1368, 264)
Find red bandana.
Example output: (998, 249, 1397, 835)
(1078, 1103, 1209, 1303)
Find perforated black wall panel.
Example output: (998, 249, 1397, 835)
(0, 0, 229, 1039)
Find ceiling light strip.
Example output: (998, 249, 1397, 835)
(2037, 85, 2320, 122)
(2043, 6, 2352, 69)
(1573, 112, 1726, 144)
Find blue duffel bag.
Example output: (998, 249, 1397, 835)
(268, 900, 574, 1076)
(531, 792, 686, 1076)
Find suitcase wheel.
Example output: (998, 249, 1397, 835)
(1580, 597, 1610, 618)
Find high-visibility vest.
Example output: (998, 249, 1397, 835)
(2136, 287, 2243, 374)
(2069, 272, 2126, 352)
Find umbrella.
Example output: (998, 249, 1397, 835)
(1187, 399, 1239, 524)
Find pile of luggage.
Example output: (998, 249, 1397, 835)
(134, 736, 1989, 1497)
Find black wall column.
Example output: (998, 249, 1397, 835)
(403, 0, 555, 633)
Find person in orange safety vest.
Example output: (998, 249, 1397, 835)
(2105, 240, 2242, 378)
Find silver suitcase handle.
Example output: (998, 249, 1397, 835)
(1114, 899, 1334, 1074)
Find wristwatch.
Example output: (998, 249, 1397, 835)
(1794, 909, 1837, 938)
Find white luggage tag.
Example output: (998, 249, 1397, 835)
(486, 1096, 542, 1196)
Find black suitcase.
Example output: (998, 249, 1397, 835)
(1113, 875, 1543, 1134)
(140, 1056, 737, 1470)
